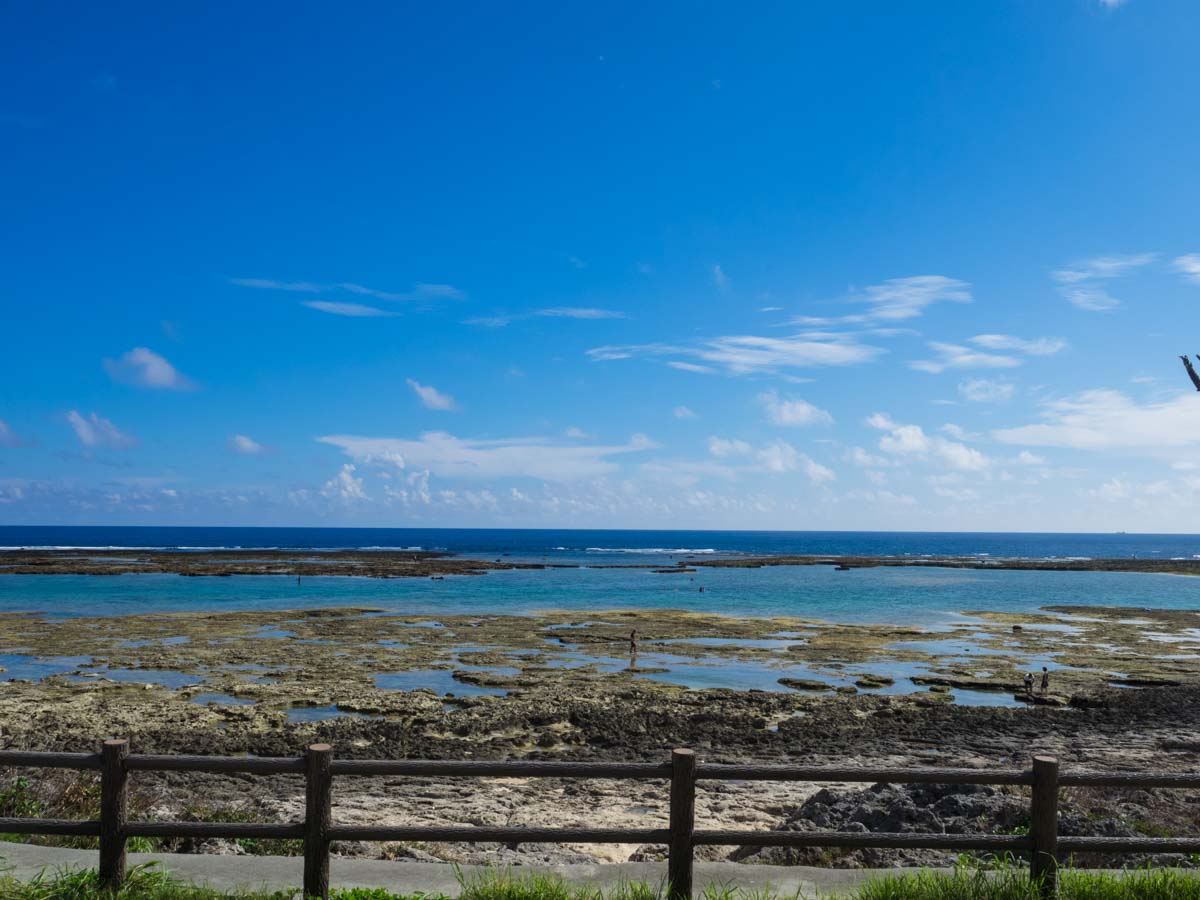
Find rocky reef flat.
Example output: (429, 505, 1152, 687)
(2, 603, 1200, 867)
(5, 547, 1200, 577)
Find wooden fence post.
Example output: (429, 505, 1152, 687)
(1030, 754, 1060, 898)
(668, 749, 696, 900)
(99, 738, 129, 892)
(304, 743, 334, 899)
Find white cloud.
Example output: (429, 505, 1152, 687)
(318, 431, 657, 482)
(993, 389, 1200, 450)
(103, 347, 194, 390)
(969, 334, 1065, 356)
(589, 332, 884, 375)
(565, 426, 589, 439)
(1088, 478, 1130, 502)
(303, 301, 393, 317)
(958, 378, 1015, 403)
(789, 276, 971, 328)
(757, 440, 798, 474)
(845, 446, 891, 468)
(234, 278, 464, 303)
(464, 315, 514, 328)
(537, 307, 627, 320)
(708, 437, 752, 458)
(1017, 450, 1046, 465)
(1052, 254, 1156, 312)
(799, 454, 836, 484)
(406, 379, 457, 411)
(1173, 254, 1200, 284)
(66, 411, 137, 449)
(707, 436, 835, 482)
(228, 434, 266, 455)
(854, 275, 971, 321)
(321, 464, 367, 502)
(667, 361, 718, 374)
(910, 342, 1021, 374)
(0, 420, 26, 448)
(868, 412, 989, 471)
(231, 278, 322, 293)
(712, 264, 730, 290)
(673, 406, 697, 419)
(758, 390, 833, 427)
(466, 307, 627, 327)
(1052, 254, 1157, 284)
(1062, 287, 1121, 312)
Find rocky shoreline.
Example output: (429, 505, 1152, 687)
(2, 603, 1199, 867)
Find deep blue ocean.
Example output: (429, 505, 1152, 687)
(3, 527, 1200, 625)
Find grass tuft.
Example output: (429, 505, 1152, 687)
(2, 860, 1200, 899)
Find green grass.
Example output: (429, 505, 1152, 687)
(3, 863, 1200, 900)
(855, 865, 1200, 899)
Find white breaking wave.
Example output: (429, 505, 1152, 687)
(582, 547, 719, 554)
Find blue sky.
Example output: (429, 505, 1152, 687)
(3, 0, 1200, 531)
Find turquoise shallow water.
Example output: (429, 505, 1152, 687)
(3, 563, 1200, 624)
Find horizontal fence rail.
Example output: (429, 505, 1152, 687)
(1, 745, 1197, 899)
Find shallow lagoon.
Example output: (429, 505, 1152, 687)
(5, 564, 1200, 625)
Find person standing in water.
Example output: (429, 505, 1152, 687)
(1040, 666, 1050, 695)
(629, 629, 638, 655)
(1024, 672, 1034, 697)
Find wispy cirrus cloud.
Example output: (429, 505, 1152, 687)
(589, 331, 883, 375)
(303, 301, 395, 317)
(854, 275, 971, 321)
(1052, 254, 1157, 283)
(909, 342, 1021, 374)
(406, 379, 458, 411)
(969, 334, 1066, 356)
(0, 420, 29, 448)
(233, 278, 465, 304)
(791, 276, 972, 327)
(1061, 287, 1122, 312)
(1173, 254, 1200, 284)
(103, 347, 195, 390)
(318, 431, 657, 481)
(227, 434, 266, 455)
(466, 307, 627, 327)
(66, 411, 138, 449)
(911, 333, 1064, 374)
(537, 307, 627, 320)
(1052, 253, 1157, 312)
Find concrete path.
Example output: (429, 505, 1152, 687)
(0, 842, 918, 896)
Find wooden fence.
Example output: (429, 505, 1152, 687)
(3, 742, 1200, 899)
